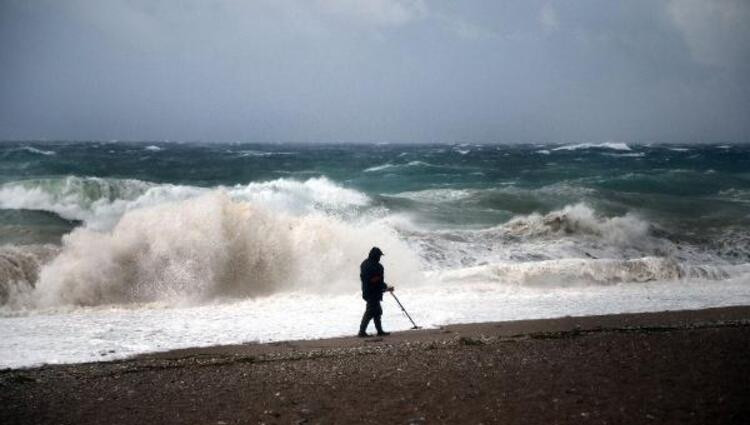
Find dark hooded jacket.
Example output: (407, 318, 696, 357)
(360, 249, 387, 302)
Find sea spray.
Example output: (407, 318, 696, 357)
(29, 192, 421, 308)
(0, 244, 59, 306)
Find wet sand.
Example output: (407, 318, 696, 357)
(2, 306, 750, 424)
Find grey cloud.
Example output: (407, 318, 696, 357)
(0, 0, 748, 143)
(667, 0, 750, 69)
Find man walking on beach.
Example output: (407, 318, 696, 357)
(358, 247, 394, 337)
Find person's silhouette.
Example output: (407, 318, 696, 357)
(358, 247, 394, 337)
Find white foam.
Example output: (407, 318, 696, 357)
(387, 188, 475, 203)
(144, 145, 163, 151)
(3, 274, 750, 369)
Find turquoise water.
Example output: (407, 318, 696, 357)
(1, 141, 748, 245)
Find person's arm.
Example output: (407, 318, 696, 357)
(379, 268, 393, 292)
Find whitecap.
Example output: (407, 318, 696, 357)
(18, 146, 56, 156)
(552, 142, 632, 152)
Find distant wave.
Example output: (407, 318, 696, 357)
(363, 163, 395, 172)
(236, 150, 295, 157)
(17, 146, 56, 156)
(364, 161, 434, 172)
(144, 145, 163, 152)
(604, 152, 645, 158)
(552, 142, 632, 152)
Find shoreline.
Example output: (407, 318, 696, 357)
(3, 305, 750, 424)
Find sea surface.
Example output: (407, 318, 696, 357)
(1, 141, 750, 368)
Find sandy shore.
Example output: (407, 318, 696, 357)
(2, 306, 750, 424)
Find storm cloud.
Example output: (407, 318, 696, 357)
(1, 0, 748, 143)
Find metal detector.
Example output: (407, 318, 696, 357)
(389, 291, 421, 329)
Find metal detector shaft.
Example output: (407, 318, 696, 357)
(389, 291, 420, 329)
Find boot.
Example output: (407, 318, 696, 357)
(374, 316, 390, 336)
(358, 312, 371, 337)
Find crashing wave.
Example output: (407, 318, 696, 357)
(0, 176, 370, 231)
(11, 192, 420, 308)
(399, 203, 683, 270)
(500, 203, 649, 246)
(0, 176, 156, 227)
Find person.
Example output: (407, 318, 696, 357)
(358, 247, 394, 337)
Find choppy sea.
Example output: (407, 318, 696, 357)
(1, 141, 749, 368)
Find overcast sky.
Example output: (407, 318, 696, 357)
(1, 0, 749, 143)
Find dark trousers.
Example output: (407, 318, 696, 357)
(359, 300, 383, 334)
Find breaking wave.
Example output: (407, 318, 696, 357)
(0, 176, 156, 228)
(5, 191, 420, 309)
(435, 257, 747, 287)
(499, 203, 649, 245)
(0, 176, 370, 231)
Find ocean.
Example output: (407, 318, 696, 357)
(1, 141, 749, 368)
